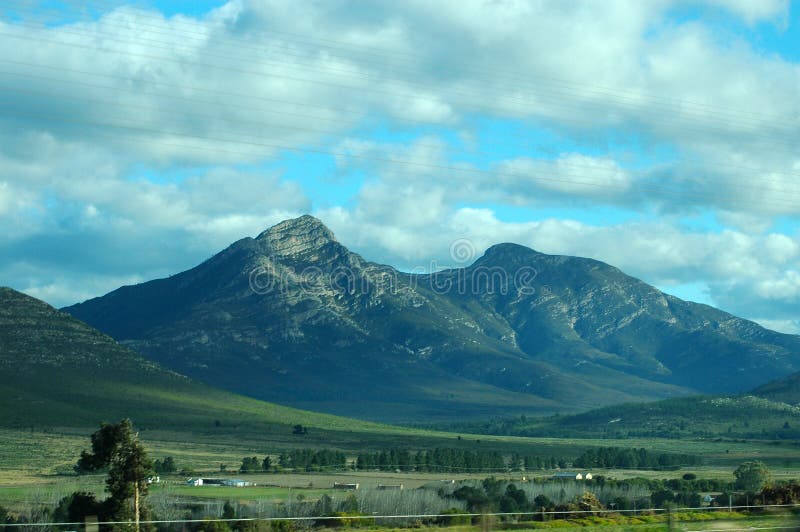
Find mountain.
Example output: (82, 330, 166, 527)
(63, 215, 800, 422)
(0, 286, 391, 436)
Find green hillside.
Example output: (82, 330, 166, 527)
(0, 287, 413, 440)
(753, 371, 800, 405)
(436, 395, 800, 440)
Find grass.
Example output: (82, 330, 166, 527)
(4, 425, 800, 480)
(3, 424, 800, 513)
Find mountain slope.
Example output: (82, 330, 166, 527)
(752, 371, 800, 405)
(0, 286, 397, 437)
(436, 394, 800, 440)
(63, 215, 800, 422)
(457, 243, 800, 393)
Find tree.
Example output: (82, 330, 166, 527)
(576, 491, 604, 515)
(153, 456, 176, 474)
(53, 492, 103, 525)
(222, 501, 236, 520)
(533, 494, 552, 510)
(505, 484, 528, 510)
(651, 489, 674, 508)
(734, 461, 772, 492)
(239, 457, 260, 473)
(0, 505, 12, 525)
(453, 486, 490, 512)
(76, 419, 153, 531)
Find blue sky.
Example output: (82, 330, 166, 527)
(0, 0, 798, 334)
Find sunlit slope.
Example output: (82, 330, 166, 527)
(0, 287, 401, 436)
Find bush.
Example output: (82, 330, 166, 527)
(269, 521, 296, 532)
(324, 512, 374, 528)
(0, 505, 13, 525)
(195, 518, 232, 532)
(53, 492, 104, 525)
(436, 508, 471, 526)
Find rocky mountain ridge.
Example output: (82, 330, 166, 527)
(0, 286, 386, 433)
(63, 215, 800, 422)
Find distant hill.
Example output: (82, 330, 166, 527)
(0, 287, 392, 438)
(752, 371, 800, 405)
(64, 215, 800, 422)
(436, 394, 800, 440)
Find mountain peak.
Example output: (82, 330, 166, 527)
(256, 215, 337, 257)
(476, 242, 543, 264)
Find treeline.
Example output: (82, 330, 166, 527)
(427, 398, 800, 442)
(153, 456, 177, 474)
(277, 449, 347, 471)
(597, 474, 730, 493)
(238, 446, 699, 474)
(355, 448, 506, 472)
(573, 447, 702, 470)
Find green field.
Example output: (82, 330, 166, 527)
(3, 424, 800, 512)
(4, 286, 800, 530)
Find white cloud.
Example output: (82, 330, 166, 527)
(22, 275, 146, 310)
(0, 181, 9, 215)
(753, 270, 800, 301)
(707, 0, 788, 25)
(496, 154, 632, 200)
(323, 201, 800, 328)
(1, 0, 799, 330)
(755, 319, 800, 335)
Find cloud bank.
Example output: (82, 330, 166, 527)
(0, 0, 798, 333)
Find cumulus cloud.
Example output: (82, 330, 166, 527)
(1, 0, 799, 332)
(707, 0, 788, 25)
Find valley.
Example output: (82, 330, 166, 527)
(2, 218, 800, 530)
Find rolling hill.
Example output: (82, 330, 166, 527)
(0, 286, 400, 439)
(437, 394, 800, 440)
(752, 371, 800, 406)
(63, 215, 800, 422)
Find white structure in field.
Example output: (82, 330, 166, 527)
(552, 472, 593, 480)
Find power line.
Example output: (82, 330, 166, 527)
(4, 77, 799, 200)
(2, 503, 798, 527)
(2, 4, 800, 151)
(1, 5, 799, 211)
(1, 20, 798, 169)
(0, 18, 798, 140)
(5, 0, 797, 133)
(4, 105, 800, 210)
(4, 58, 800, 188)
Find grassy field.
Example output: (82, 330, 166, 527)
(3, 424, 800, 515)
(4, 424, 800, 479)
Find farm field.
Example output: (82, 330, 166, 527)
(4, 424, 800, 478)
(3, 425, 800, 517)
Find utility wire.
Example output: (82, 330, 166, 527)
(2, 6, 799, 209)
(0, 55, 800, 192)
(1, 503, 798, 528)
(4, 105, 800, 209)
(5, 58, 800, 187)
(1, 21, 799, 163)
(0, 20, 797, 138)
(1, 5, 799, 154)
(5, 0, 796, 132)
(4, 79, 800, 201)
